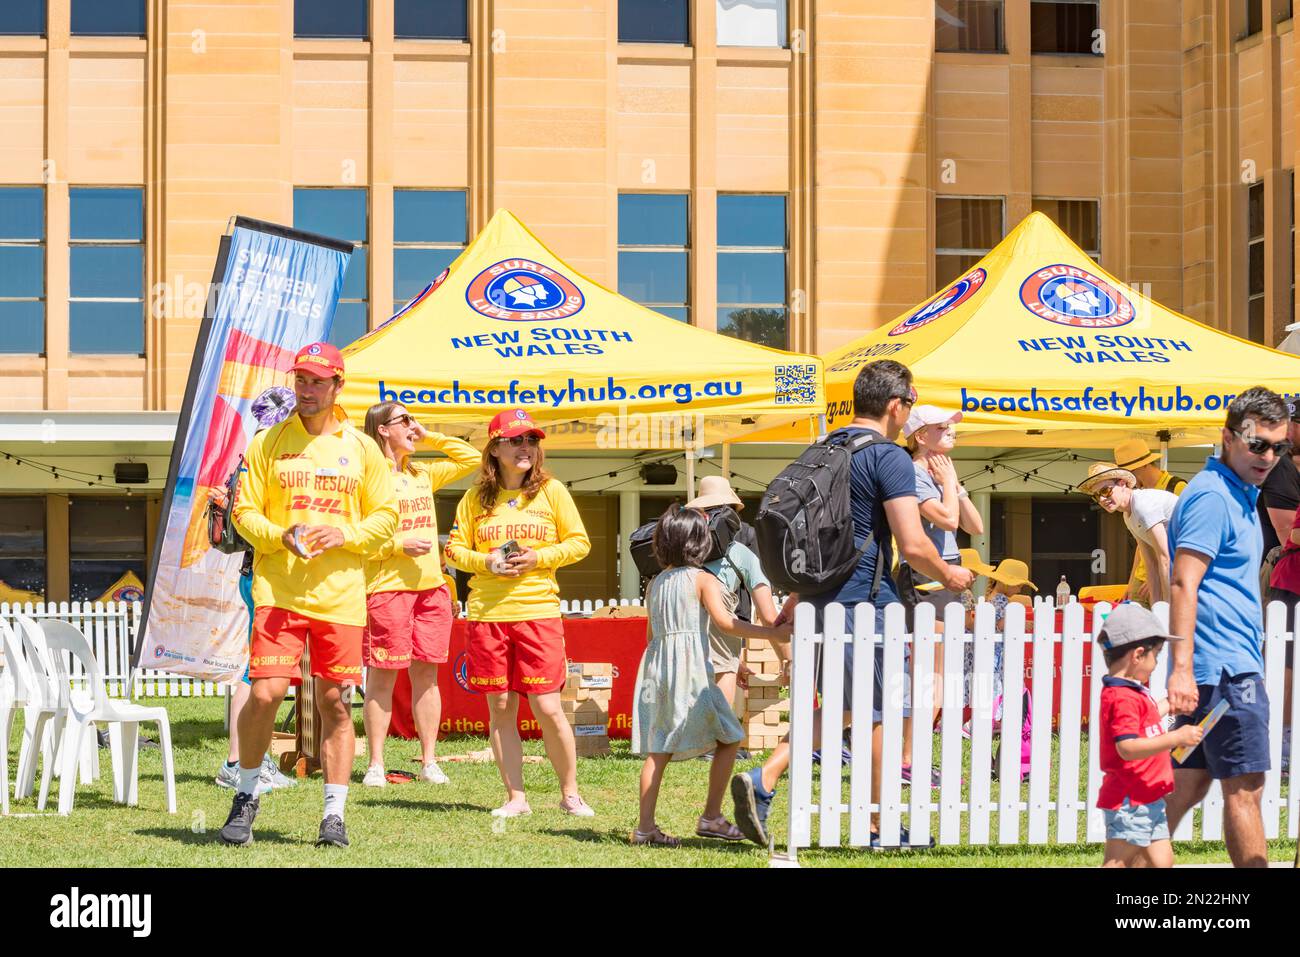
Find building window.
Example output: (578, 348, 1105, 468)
(0, 497, 47, 600)
(0, 0, 44, 35)
(294, 188, 368, 347)
(295, 0, 369, 40)
(70, 187, 144, 355)
(618, 194, 689, 324)
(936, 197, 1004, 288)
(717, 194, 788, 349)
(395, 0, 468, 40)
(1032, 198, 1100, 258)
(1245, 0, 1264, 36)
(1030, 1, 1099, 55)
(1248, 182, 1265, 343)
(717, 0, 787, 48)
(70, 497, 146, 603)
(620, 0, 689, 44)
(0, 188, 45, 354)
(393, 189, 467, 314)
(935, 0, 1005, 53)
(72, 0, 146, 37)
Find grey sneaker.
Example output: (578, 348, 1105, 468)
(215, 761, 240, 789)
(219, 792, 259, 846)
(259, 753, 296, 791)
(316, 815, 349, 848)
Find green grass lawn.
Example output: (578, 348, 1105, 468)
(2, 697, 1294, 868)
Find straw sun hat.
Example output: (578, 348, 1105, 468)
(959, 548, 996, 576)
(1076, 461, 1138, 497)
(986, 558, 1038, 591)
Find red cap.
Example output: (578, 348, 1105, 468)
(488, 409, 546, 442)
(289, 341, 344, 378)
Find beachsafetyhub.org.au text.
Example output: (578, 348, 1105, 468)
(958, 385, 1239, 416)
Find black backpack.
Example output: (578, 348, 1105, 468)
(629, 506, 741, 579)
(207, 456, 252, 555)
(753, 429, 884, 597)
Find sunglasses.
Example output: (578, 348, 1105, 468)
(384, 413, 414, 428)
(1229, 427, 1292, 457)
(504, 435, 540, 447)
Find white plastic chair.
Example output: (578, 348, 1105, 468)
(10, 615, 64, 802)
(1, 618, 41, 815)
(39, 619, 176, 815)
(12, 614, 104, 804)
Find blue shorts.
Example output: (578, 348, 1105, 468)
(1104, 797, 1170, 846)
(814, 604, 898, 723)
(1171, 671, 1270, 780)
(238, 573, 254, 686)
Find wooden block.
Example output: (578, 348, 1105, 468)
(564, 699, 608, 722)
(764, 709, 781, 725)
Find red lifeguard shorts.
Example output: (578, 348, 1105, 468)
(363, 585, 453, 669)
(465, 618, 566, 695)
(249, 607, 364, 686)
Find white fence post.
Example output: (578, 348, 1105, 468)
(968, 600, 997, 845)
(847, 602, 878, 848)
(1056, 602, 1086, 844)
(817, 603, 847, 847)
(787, 602, 817, 850)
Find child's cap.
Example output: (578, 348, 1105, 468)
(1096, 603, 1181, 651)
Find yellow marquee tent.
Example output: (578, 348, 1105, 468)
(339, 209, 823, 449)
(753, 211, 1300, 448)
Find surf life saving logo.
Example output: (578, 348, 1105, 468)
(1020, 264, 1135, 329)
(453, 651, 480, 695)
(465, 259, 585, 322)
(889, 268, 986, 336)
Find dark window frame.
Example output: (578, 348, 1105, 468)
(392, 187, 468, 314)
(619, 0, 691, 45)
(294, 187, 369, 347)
(1032, 196, 1101, 259)
(71, 0, 146, 38)
(618, 192, 691, 325)
(294, 0, 370, 40)
(394, 0, 469, 41)
(716, 192, 789, 350)
(1029, 0, 1101, 57)
(935, 0, 1007, 54)
(935, 195, 1005, 289)
(1248, 181, 1266, 343)
(68, 186, 145, 356)
(0, 186, 46, 355)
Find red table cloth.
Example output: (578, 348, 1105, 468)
(389, 616, 648, 740)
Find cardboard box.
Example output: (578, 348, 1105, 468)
(574, 734, 610, 757)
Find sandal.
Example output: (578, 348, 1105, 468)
(695, 815, 745, 842)
(630, 825, 681, 847)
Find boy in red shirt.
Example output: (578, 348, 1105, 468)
(1097, 604, 1203, 867)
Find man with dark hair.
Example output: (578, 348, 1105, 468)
(1163, 386, 1289, 867)
(731, 360, 974, 848)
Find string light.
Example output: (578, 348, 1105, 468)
(0, 447, 162, 491)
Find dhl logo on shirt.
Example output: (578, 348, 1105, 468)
(398, 515, 436, 532)
(289, 494, 351, 516)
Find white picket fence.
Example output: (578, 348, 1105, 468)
(786, 599, 1299, 854)
(0, 597, 646, 699)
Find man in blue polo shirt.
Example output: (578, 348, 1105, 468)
(1164, 387, 1288, 868)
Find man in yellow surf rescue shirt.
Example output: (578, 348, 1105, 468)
(222, 341, 397, 849)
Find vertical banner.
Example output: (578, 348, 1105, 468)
(134, 218, 353, 681)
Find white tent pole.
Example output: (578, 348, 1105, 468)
(1160, 439, 1169, 472)
(685, 449, 696, 499)
(721, 441, 731, 482)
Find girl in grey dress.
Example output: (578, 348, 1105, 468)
(631, 505, 792, 847)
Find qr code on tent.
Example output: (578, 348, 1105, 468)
(774, 364, 816, 405)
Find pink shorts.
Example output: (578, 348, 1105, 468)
(363, 585, 453, 669)
(465, 618, 567, 695)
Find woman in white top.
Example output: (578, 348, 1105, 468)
(1078, 462, 1177, 606)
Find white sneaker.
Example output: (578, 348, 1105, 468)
(362, 765, 387, 788)
(420, 761, 450, 784)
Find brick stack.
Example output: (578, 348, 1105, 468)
(740, 641, 788, 751)
(562, 662, 611, 757)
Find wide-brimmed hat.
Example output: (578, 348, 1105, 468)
(1113, 438, 1158, 472)
(1077, 461, 1138, 497)
(959, 548, 996, 576)
(685, 475, 743, 511)
(986, 558, 1038, 591)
